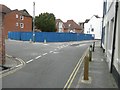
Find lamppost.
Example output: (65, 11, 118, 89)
(33, 2, 35, 42)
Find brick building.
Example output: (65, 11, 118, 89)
(64, 20, 83, 33)
(56, 19, 83, 33)
(3, 9, 32, 38)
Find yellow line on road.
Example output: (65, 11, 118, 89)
(63, 48, 89, 89)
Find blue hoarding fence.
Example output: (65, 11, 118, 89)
(8, 32, 94, 42)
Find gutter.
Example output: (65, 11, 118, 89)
(110, 0, 119, 73)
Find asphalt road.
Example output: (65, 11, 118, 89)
(3, 40, 91, 88)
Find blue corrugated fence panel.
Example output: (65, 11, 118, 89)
(8, 32, 94, 42)
(21, 32, 33, 41)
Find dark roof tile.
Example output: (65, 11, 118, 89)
(64, 20, 82, 30)
(0, 4, 11, 14)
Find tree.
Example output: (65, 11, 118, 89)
(35, 12, 56, 32)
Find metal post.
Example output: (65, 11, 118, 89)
(84, 56, 89, 80)
(33, 2, 35, 42)
(89, 45, 92, 61)
(93, 42, 95, 52)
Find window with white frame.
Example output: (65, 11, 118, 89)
(20, 16, 24, 20)
(16, 22, 19, 26)
(16, 14, 18, 18)
(20, 23, 24, 28)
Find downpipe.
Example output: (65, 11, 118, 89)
(110, 1, 118, 73)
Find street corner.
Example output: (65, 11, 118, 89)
(0, 55, 25, 75)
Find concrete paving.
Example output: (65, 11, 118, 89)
(75, 41, 118, 88)
(0, 56, 21, 71)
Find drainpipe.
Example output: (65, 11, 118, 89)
(110, 0, 118, 73)
(101, 18, 104, 48)
(101, 2, 104, 48)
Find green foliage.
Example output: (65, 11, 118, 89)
(35, 12, 56, 32)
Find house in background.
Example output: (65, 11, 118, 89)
(84, 15, 102, 39)
(102, 0, 120, 88)
(79, 22, 85, 32)
(56, 19, 83, 33)
(56, 19, 64, 32)
(3, 9, 32, 38)
(64, 20, 83, 33)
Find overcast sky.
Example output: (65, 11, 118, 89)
(1, 0, 103, 23)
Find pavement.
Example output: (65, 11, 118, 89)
(76, 41, 118, 88)
(0, 55, 21, 71)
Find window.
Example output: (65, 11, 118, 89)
(69, 24, 71, 27)
(16, 14, 18, 18)
(20, 23, 24, 28)
(91, 28, 94, 32)
(16, 22, 19, 26)
(20, 16, 24, 20)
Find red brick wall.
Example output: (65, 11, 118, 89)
(3, 11, 32, 38)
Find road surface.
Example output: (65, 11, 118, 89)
(2, 40, 92, 88)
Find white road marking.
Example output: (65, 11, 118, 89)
(49, 51, 53, 53)
(65, 45, 68, 47)
(42, 53, 48, 56)
(61, 46, 63, 48)
(54, 49, 57, 51)
(35, 55, 42, 59)
(15, 64, 23, 68)
(26, 59, 34, 64)
(43, 44, 48, 45)
(101, 59, 104, 62)
(53, 52, 59, 54)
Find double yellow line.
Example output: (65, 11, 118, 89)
(63, 48, 89, 89)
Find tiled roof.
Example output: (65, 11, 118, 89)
(11, 9, 32, 17)
(0, 4, 11, 14)
(19, 9, 32, 17)
(64, 20, 82, 30)
(0, 4, 31, 17)
(56, 19, 63, 23)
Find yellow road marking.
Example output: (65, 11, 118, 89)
(63, 47, 89, 89)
